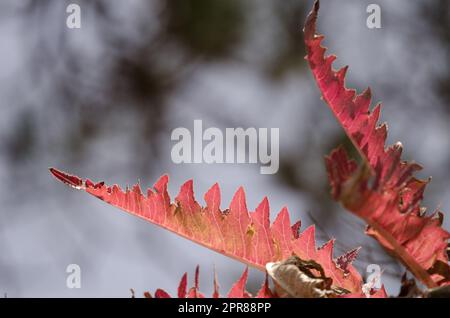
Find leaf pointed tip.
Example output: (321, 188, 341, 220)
(205, 182, 220, 197)
(304, 0, 320, 40)
(257, 196, 270, 211)
(49, 167, 84, 189)
(177, 273, 188, 298)
(227, 267, 249, 298)
(236, 186, 246, 195)
(153, 174, 169, 193)
(230, 186, 248, 212)
(180, 179, 194, 194)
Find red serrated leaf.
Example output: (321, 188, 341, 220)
(154, 289, 171, 298)
(256, 274, 275, 298)
(292, 225, 361, 292)
(153, 267, 275, 299)
(187, 265, 204, 298)
(336, 247, 361, 275)
(291, 220, 301, 240)
(227, 267, 250, 298)
(178, 272, 188, 298)
(49, 167, 364, 293)
(304, 0, 449, 287)
(143, 291, 152, 298)
(213, 267, 220, 298)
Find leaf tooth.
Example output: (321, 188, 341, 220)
(294, 225, 317, 259)
(143, 291, 152, 298)
(229, 186, 249, 217)
(155, 289, 171, 298)
(318, 239, 335, 254)
(358, 103, 381, 154)
(204, 182, 221, 213)
(256, 273, 274, 298)
(85, 179, 94, 188)
(399, 178, 428, 213)
(323, 77, 340, 105)
(271, 207, 293, 260)
(395, 162, 423, 188)
(132, 183, 143, 197)
(176, 179, 200, 215)
(291, 220, 302, 239)
(177, 272, 188, 298)
(153, 174, 169, 194)
(368, 123, 388, 167)
(251, 196, 274, 264)
(185, 266, 202, 298)
(317, 239, 336, 273)
(303, 0, 320, 41)
(317, 54, 336, 81)
(336, 247, 361, 274)
(354, 87, 372, 116)
(153, 174, 170, 211)
(227, 267, 249, 298)
(194, 265, 200, 290)
(110, 184, 123, 207)
(377, 142, 403, 188)
(369, 102, 382, 118)
(253, 197, 270, 229)
(212, 266, 220, 298)
(127, 185, 137, 214)
(336, 65, 348, 83)
(229, 187, 251, 259)
(49, 167, 84, 189)
(95, 181, 105, 190)
(432, 211, 444, 226)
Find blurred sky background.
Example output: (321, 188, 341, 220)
(0, 0, 448, 297)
